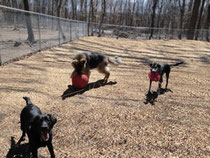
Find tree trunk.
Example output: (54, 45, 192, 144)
(87, 0, 91, 36)
(23, 0, 35, 43)
(11, 0, 18, 30)
(195, 0, 206, 40)
(188, 0, 194, 12)
(157, 0, 164, 28)
(80, 0, 84, 20)
(149, 0, 158, 40)
(178, 0, 185, 39)
(204, 4, 210, 41)
(93, 0, 98, 23)
(90, 0, 94, 36)
(187, 0, 201, 40)
(56, 0, 66, 41)
(71, 0, 76, 20)
(98, 0, 106, 37)
(132, 0, 136, 26)
(84, 0, 87, 21)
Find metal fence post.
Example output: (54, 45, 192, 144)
(70, 21, 72, 41)
(0, 53, 2, 65)
(58, 18, 61, 45)
(37, 15, 41, 50)
(76, 21, 78, 40)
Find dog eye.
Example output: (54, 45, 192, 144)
(45, 116, 50, 121)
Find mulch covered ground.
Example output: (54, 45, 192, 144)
(0, 36, 210, 157)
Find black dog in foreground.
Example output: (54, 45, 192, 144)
(148, 62, 184, 93)
(17, 97, 57, 158)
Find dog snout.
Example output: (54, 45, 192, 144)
(151, 68, 157, 72)
(41, 123, 49, 131)
(41, 126, 49, 131)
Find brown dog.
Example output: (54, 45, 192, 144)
(71, 51, 121, 82)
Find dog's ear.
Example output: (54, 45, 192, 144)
(72, 60, 78, 67)
(79, 59, 87, 67)
(48, 114, 57, 128)
(149, 63, 153, 67)
(157, 64, 161, 68)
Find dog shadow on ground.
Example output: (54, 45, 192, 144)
(144, 88, 173, 105)
(61, 79, 117, 100)
(6, 137, 30, 158)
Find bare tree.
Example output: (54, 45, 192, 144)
(90, 0, 94, 36)
(71, 0, 76, 19)
(98, 0, 106, 37)
(0, 0, 208, 41)
(149, 0, 158, 40)
(23, 0, 35, 43)
(204, 4, 210, 41)
(56, 0, 66, 41)
(178, 0, 186, 39)
(84, 0, 88, 21)
(132, 0, 136, 26)
(80, 0, 84, 20)
(195, 0, 206, 40)
(187, 0, 201, 39)
(87, 0, 91, 36)
(157, 0, 164, 28)
(188, 0, 194, 12)
(11, 0, 18, 30)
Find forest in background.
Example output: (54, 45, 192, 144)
(0, 0, 210, 40)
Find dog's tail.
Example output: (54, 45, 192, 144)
(23, 97, 32, 105)
(169, 62, 184, 67)
(108, 56, 122, 65)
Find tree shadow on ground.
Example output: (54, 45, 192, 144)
(144, 88, 173, 105)
(200, 56, 210, 64)
(61, 79, 117, 100)
(6, 137, 30, 158)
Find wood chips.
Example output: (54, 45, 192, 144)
(0, 37, 210, 157)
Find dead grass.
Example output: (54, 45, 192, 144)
(0, 36, 210, 157)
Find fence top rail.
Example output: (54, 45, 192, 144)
(89, 22, 210, 32)
(0, 5, 86, 23)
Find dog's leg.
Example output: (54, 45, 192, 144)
(103, 68, 110, 83)
(28, 140, 38, 158)
(148, 80, 152, 93)
(47, 143, 55, 158)
(17, 131, 26, 144)
(98, 63, 110, 83)
(23, 144, 31, 158)
(164, 66, 170, 90)
(31, 148, 38, 158)
(165, 73, 169, 89)
(158, 75, 163, 94)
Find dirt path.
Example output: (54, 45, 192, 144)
(0, 37, 210, 157)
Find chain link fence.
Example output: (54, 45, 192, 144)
(0, 5, 87, 65)
(1, 5, 209, 65)
(89, 23, 210, 41)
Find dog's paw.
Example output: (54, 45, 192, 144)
(146, 91, 152, 97)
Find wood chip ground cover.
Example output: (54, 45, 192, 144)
(0, 37, 209, 157)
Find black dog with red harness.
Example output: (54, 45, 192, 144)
(148, 62, 184, 94)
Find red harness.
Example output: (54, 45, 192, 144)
(148, 72, 160, 82)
